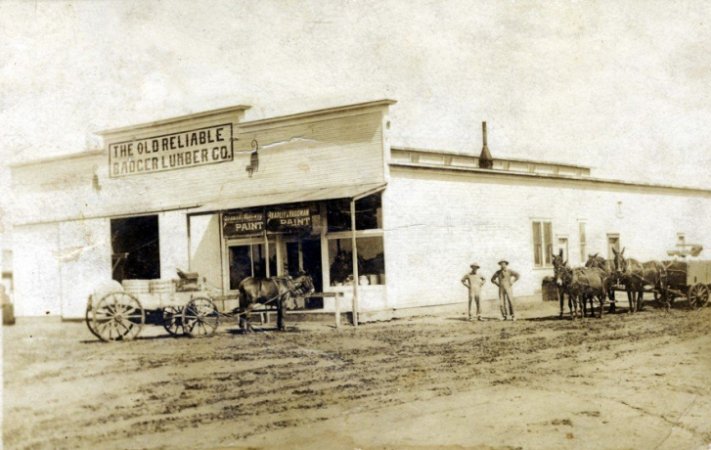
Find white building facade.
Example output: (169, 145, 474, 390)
(10, 100, 711, 321)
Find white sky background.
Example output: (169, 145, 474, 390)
(1, 0, 711, 222)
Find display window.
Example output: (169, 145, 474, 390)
(326, 193, 383, 232)
(227, 241, 276, 290)
(325, 193, 385, 287)
(328, 236, 385, 286)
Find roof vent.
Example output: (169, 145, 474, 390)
(479, 121, 493, 169)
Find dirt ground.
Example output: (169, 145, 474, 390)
(3, 299, 711, 450)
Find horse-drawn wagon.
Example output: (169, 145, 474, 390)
(662, 260, 711, 309)
(85, 270, 221, 341)
(85, 270, 315, 342)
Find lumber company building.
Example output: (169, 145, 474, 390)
(9, 100, 711, 321)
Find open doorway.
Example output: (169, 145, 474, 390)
(285, 237, 323, 309)
(111, 215, 160, 281)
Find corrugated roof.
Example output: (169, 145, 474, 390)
(189, 182, 387, 215)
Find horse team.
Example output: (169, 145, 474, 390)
(553, 247, 668, 319)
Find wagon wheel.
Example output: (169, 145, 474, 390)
(688, 284, 709, 310)
(182, 297, 220, 337)
(91, 292, 145, 342)
(162, 306, 185, 336)
(85, 298, 102, 340)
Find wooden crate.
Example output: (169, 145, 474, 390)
(686, 261, 711, 285)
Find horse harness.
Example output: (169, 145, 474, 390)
(235, 276, 309, 318)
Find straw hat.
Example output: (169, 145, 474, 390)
(498, 259, 509, 265)
(470, 262, 480, 269)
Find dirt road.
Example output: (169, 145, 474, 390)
(4, 302, 711, 449)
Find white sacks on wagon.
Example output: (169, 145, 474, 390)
(85, 271, 220, 342)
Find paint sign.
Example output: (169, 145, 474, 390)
(108, 124, 233, 177)
(223, 210, 265, 238)
(266, 206, 312, 233)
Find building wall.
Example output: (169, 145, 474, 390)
(11, 102, 391, 318)
(188, 213, 223, 294)
(159, 210, 189, 280)
(13, 223, 61, 316)
(384, 166, 711, 310)
(58, 218, 112, 318)
(13, 212, 193, 319)
(12, 108, 388, 226)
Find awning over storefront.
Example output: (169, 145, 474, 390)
(189, 182, 387, 215)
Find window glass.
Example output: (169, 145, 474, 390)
(532, 221, 553, 266)
(228, 243, 276, 290)
(327, 193, 382, 232)
(532, 222, 542, 266)
(328, 237, 385, 286)
(229, 246, 252, 290)
(544, 222, 553, 265)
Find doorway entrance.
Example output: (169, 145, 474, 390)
(110, 215, 160, 281)
(285, 237, 323, 308)
(225, 234, 323, 309)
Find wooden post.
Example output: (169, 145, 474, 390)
(350, 199, 359, 328)
(264, 232, 270, 277)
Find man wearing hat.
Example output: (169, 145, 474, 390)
(491, 260, 520, 321)
(461, 263, 486, 321)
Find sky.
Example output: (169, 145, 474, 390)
(1, 0, 711, 229)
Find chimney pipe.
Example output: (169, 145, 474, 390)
(479, 121, 493, 169)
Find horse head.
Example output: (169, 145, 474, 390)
(585, 253, 607, 269)
(611, 247, 627, 275)
(552, 254, 570, 287)
(552, 249, 567, 271)
(293, 272, 315, 296)
(554, 264, 572, 288)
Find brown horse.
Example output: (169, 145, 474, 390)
(573, 267, 608, 318)
(552, 251, 573, 318)
(237, 272, 314, 332)
(611, 248, 667, 313)
(585, 253, 618, 313)
(553, 255, 607, 319)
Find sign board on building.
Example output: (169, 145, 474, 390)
(223, 210, 265, 238)
(223, 205, 316, 238)
(266, 206, 313, 233)
(108, 124, 233, 177)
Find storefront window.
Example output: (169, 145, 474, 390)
(328, 237, 385, 286)
(327, 193, 382, 232)
(228, 243, 276, 290)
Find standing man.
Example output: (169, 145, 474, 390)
(461, 263, 486, 321)
(491, 260, 520, 321)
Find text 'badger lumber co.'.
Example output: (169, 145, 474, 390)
(108, 124, 233, 177)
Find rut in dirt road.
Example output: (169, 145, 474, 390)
(4, 308, 711, 449)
